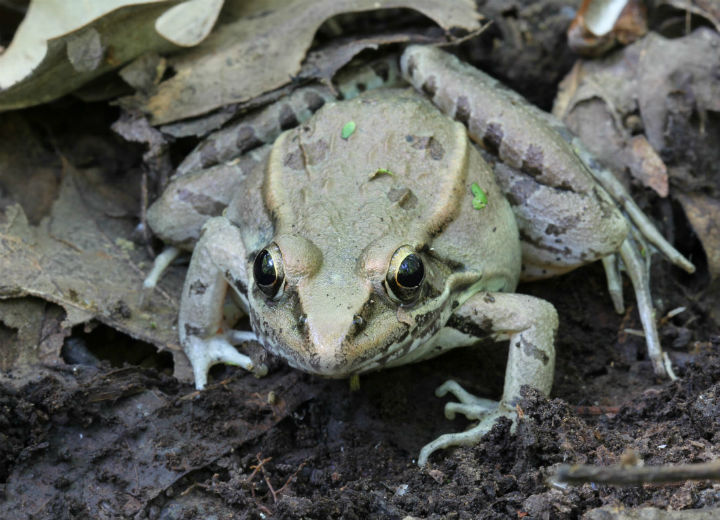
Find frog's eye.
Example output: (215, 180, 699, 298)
(385, 245, 425, 304)
(253, 243, 285, 298)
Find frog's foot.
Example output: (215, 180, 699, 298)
(417, 380, 515, 467)
(140, 246, 181, 306)
(184, 331, 267, 390)
(617, 238, 678, 380)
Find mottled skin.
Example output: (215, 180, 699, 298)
(147, 46, 692, 466)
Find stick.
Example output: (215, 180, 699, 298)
(553, 460, 720, 486)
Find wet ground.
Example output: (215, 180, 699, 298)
(2, 253, 719, 519)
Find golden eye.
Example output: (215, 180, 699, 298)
(385, 245, 425, 304)
(253, 243, 285, 298)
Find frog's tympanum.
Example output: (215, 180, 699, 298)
(146, 46, 694, 466)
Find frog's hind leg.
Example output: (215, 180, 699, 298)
(142, 146, 271, 304)
(491, 161, 629, 280)
(147, 146, 270, 249)
(418, 292, 557, 466)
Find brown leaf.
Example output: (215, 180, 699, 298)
(128, 0, 482, 125)
(627, 135, 668, 197)
(0, 162, 185, 369)
(0, 298, 68, 370)
(677, 192, 720, 279)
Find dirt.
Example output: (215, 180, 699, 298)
(2, 1, 720, 519)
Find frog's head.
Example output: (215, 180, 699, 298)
(246, 234, 478, 377)
(236, 91, 514, 376)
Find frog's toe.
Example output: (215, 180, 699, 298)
(140, 246, 182, 306)
(418, 380, 516, 466)
(436, 380, 499, 411)
(185, 334, 267, 390)
(444, 401, 498, 421)
(601, 254, 625, 314)
(418, 408, 516, 467)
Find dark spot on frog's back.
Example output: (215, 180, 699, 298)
(279, 104, 299, 130)
(304, 139, 329, 165)
(408, 136, 445, 161)
(235, 126, 263, 153)
(198, 141, 219, 167)
(455, 96, 471, 125)
(177, 189, 226, 216)
(522, 143, 544, 178)
(545, 223, 565, 236)
(283, 149, 304, 171)
(303, 90, 326, 112)
(189, 280, 207, 295)
(387, 187, 418, 210)
(504, 176, 540, 207)
(421, 75, 438, 97)
(482, 122, 504, 155)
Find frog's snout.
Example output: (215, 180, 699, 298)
(302, 301, 377, 376)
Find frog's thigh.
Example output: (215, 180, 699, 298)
(417, 292, 557, 466)
(493, 162, 628, 281)
(147, 146, 270, 249)
(180, 217, 260, 389)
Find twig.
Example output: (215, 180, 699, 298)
(553, 460, 720, 486)
(574, 405, 620, 416)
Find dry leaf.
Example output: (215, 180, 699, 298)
(0, 298, 69, 370)
(554, 28, 720, 196)
(627, 135, 668, 197)
(659, 0, 720, 32)
(677, 193, 720, 279)
(128, 0, 481, 124)
(0, 0, 219, 111)
(0, 164, 185, 371)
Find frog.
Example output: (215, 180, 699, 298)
(145, 45, 694, 467)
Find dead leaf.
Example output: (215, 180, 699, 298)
(0, 161, 186, 371)
(554, 28, 720, 195)
(627, 135, 668, 197)
(127, 0, 481, 124)
(660, 0, 720, 32)
(0, 0, 191, 111)
(677, 193, 720, 279)
(0, 298, 69, 370)
(637, 29, 720, 152)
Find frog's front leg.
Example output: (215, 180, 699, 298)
(418, 292, 557, 466)
(180, 216, 267, 389)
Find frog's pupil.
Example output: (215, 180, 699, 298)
(397, 254, 424, 288)
(254, 249, 276, 286)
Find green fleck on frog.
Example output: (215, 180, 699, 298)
(470, 182, 488, 210)
(145, 45, 694, 467)
(341, 120, 356, 140)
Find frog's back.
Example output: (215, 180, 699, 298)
(265, 90, 520, 290)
